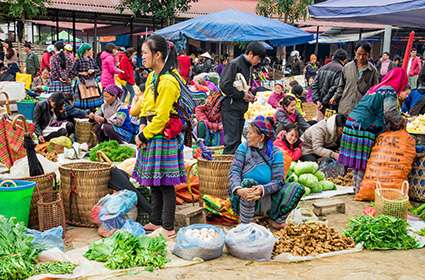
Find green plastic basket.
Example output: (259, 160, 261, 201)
(0, 180, 36, 226)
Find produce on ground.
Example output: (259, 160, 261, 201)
(418, 228, 425, 237)
(273, 223, 355, 256)
(407, 114, 425, 134)
(0, 216, 75, 280)
(21, 95, 37, 103)
(411, 203, 425, 221)
(327, 171, 354, 186)
(84, 230, 168, 272)
(344, 215, 419, 250)
(184, 227, 220, 242)
(89, 140, 135, 162)
(287, 161, 335, 195)
(293, 161, 319, 176)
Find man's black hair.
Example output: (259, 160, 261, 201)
(333, 49, 348, 62)
(245, 42, 266, 59)
(335, 114, 347, 128)
(355, 40, 372, 53)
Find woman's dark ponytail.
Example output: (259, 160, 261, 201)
(54, 41, 66, 69)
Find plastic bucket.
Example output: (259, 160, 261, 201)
(17, 101, 36, 121)
(0, 180, 36, 225)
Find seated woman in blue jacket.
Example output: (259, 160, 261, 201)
(228, 116, 305, 229)
(402, 67, 425, 116)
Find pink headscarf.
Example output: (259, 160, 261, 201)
(367, 67, 408, 96)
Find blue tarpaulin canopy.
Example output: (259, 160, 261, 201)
(155, 9, 313, 46)
(309, 0, 425, 28)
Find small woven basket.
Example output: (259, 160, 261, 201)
(37, 188, 66, 235)
(302, 102, 316, 121)
(75, 119, 96, 147)
(59, 162, 111, 227)
(208, 145, 224, 154)
(408, 154, 425, 202)
(375, 181, 410, 219)
(198, 154, 233, 199)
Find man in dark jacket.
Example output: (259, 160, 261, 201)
(312, 49, 348, 119)
(24, 42, 40, 78)
(33, 92, 74, 143)
(220, 42, 266, 154)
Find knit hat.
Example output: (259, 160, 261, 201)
(104, 85, 123, 98)
(251, 116, 275, 140)
(77, 43, 92, 59)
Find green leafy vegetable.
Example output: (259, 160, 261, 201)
(320, 180, 336, 191)
(298, 174, 319, 189)
(303, 186, 311, 196)
(84, 231, 168, 272)
(294, 161, 318, 176)
(34, 261, 76, 275)
(89, 140, 135, 162)
(286, 173, 298, 183)
(344, 215, 419, 250)
(314, 170, 325, 181)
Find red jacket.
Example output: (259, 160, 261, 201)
(40, 52, 52, 72)
(118, 55, 135, 85)
(408, 57, 422, 77)
(273, 131, 302, 161)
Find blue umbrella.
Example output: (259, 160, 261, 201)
(155, 9, 313, 46)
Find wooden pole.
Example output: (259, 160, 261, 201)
(130, 17, 134, 47)
(315, 26, 319, 55)
(93, 14, 98, 54)
(56, 11, 59, 42)
(72, 12, 76, 52)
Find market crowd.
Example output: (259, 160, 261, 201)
(1, 35, 424, 236)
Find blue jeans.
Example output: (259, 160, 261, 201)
(121, 83, 136, 105)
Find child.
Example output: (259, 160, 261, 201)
(268, 83, 285, 109)
(274, 123, 303, 161)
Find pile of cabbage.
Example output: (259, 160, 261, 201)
(286, 162, 336, 196)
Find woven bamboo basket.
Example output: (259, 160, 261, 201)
(208, 145, 224, 154)
(302, 102, 317, 121)
(37, 189, 66, 234)
(198, 155, 234, 199)
(375, 181, 410, 219)
(408, 154, 425, 202)
(75, 119, 96, 147)
(14, 173, 56, 229)
(59, 162, 111, 227)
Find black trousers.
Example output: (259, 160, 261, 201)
(150, 186, 176, 230)
(221, 110, 245, 154)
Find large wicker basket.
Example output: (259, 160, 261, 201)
(375, 181, 409, 219)
(198, 155, 234, 199)
(59, 162, 111, 227)
(408, 154, 425, 202)
(14, 173, 56, 229)
(75, 119, 96, 147)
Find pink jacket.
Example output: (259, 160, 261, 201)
(100, 51, 121, 88)
(408, 57, 422, 77)
(273, 131, 302, 161)
(268, 92, 284, 109)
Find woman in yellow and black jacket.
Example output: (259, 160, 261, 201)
(132, 35, 186, 238)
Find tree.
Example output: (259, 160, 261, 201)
(2, 0, 48, 68)
(119, 0, 197, 30)
(256, 0, 313, 23)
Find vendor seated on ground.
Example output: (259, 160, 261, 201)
(274, 124, 302, 161)
(33, 92, 74, 143)
(300, 114, 346, 162)
(274, 95, 310, 135)
(402, 67, 425, 116)
(89, 85, 137, 144)
(31, 68, 50, 95)
(267, 83, 285, 109)
(63, 93, 88, 122)
(229, 116, 305, 229)
(195, 91, 224, 146)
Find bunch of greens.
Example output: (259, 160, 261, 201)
(344, 215, 419, 250)
(34, 261, 77, 275)
(84, 230, 168, 272)
(0, 216, 40, 280)
(89, 140, 135, 162)
(411, 203, 425, 221)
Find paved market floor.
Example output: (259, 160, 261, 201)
(65, 195, 425, 280)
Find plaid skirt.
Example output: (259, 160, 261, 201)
(132, 135, 186, 187)
(338, 120, 377, 171)
(74, 80, 103, 110)
(47, 80, 72, 96)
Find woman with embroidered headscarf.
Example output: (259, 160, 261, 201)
(73, 43, 102, 110)
(228, 116, 305, 229)
(195, 91, 224, 146)
(88, 85, 137, 143)
(339, 68, 410, 192)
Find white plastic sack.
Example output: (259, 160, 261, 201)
(2, 154, 59, 179)
(225, 223, 276, 261)
(173, 224, 225, 261)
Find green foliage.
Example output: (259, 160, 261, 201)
(256, 0, 313, 23)
(2, 0, 48, 19)
(89, 140, 135, 162)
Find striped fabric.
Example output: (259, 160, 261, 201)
(132, 135, 186, 187)
(73, 80, 104, 110)
(47, 80, 73, 96)
(338, 120, 377, 171)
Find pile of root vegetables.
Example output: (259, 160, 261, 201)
(273, 223, 355, 256)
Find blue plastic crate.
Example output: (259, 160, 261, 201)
(17, 101, 36, 121)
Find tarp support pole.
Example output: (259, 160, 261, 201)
(56, 11, 59, 42)
(38, 25, 41, 44)
(31, 22, 34, 43)
(383, 25, 392, 53)
(130, 17, 134, 47)
(93, 14, 98, 54)
(73, 12, 76, 53)
(315, 26, 319, 55)
(218, 41, 222, 62)
(359, 29, 362, 40)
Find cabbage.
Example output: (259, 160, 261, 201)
(289, 162, 296, 172)
(320, 180, 336, 191)
(310, 182, 322, 193)
(314, 170, 325, 181)
(303, 187, 311, 196)
(294, 162, 319, 176)
(298, 174, 319, 189)
(287, 173, 298, 183)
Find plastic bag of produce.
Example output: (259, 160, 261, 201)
(357, 130, 416, 201)
(225, 223, 276, 261)
(26, 226, 64, 251)
(173, 224, 225, 261)
(294, 161, 318, 176)
(121, 220, 145, 237)
(318, 157, 345, 178)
